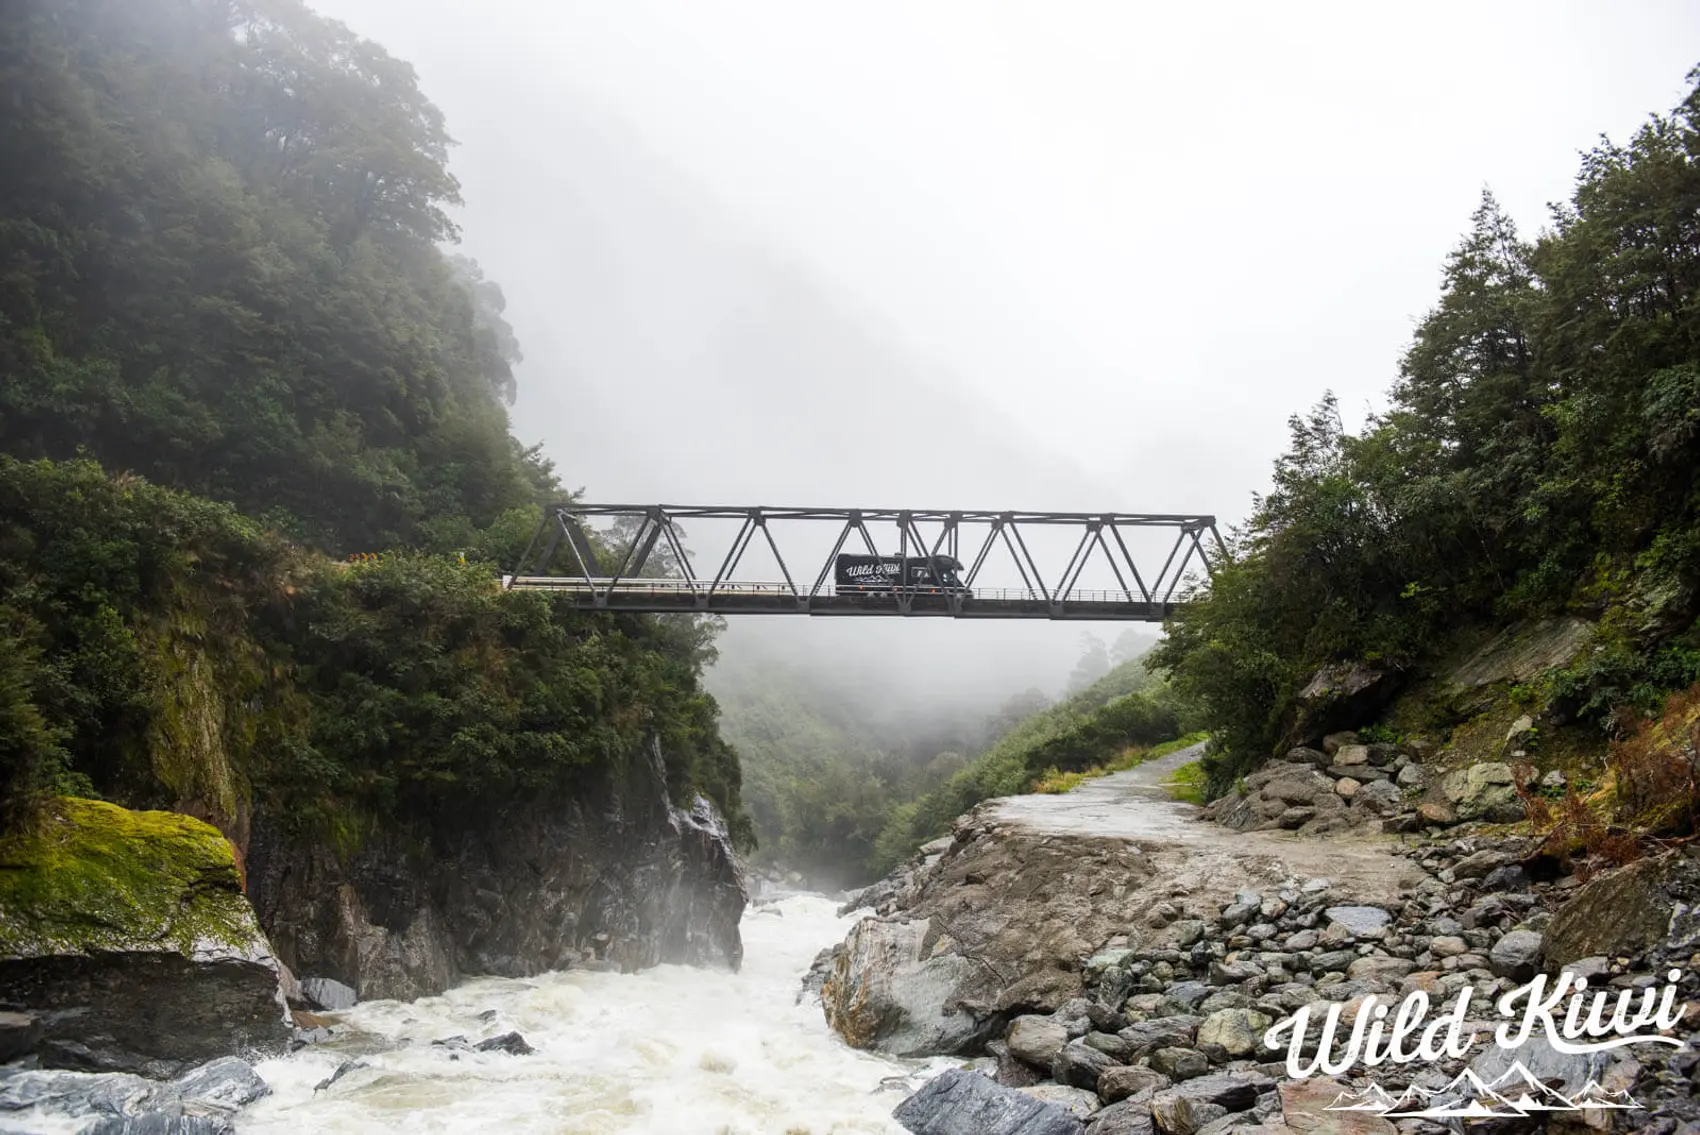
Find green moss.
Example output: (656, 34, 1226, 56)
(0, 797, 261, 959)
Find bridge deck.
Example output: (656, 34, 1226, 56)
(502, 577, 1176, 621)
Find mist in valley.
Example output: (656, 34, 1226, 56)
(299, 0, 1700, 867)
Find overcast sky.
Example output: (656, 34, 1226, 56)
(307, 0, 1698, 703)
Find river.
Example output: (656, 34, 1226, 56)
(239, 893, 940, 1135)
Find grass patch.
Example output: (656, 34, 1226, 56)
(1106, 731, 1209, 771)
(1163, 760, 1209, 805)
(1032, 768, 1093, 794)
(1029, 732, 1212, 795)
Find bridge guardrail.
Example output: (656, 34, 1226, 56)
(502, 577, 1158, 604)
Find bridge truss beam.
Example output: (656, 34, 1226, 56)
(505, 505, 1224, 621)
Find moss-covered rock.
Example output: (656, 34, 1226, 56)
(0, 798, 261, 959)
(0, 798, 288, 1077)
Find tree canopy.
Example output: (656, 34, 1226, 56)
(1156, 68, 1700, 789)
(1, 0, 543, 553)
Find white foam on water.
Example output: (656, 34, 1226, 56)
(240, 894, 941, 1134)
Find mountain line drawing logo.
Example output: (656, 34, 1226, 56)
(1262, 968, 1690, 1115)
(1322, 1062, 1640, 1117)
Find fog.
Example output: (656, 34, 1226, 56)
(308, 0, 1699, 714)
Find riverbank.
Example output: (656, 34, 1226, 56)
(823, 740, 1700, 1134)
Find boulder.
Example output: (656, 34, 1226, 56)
(172, 1057, 270, 1112)
(1323, 906, 1390, 939)
(1099, 1065, 1172, 1103)
(824, 821, 1163, 1049)
(1544, 848, 1700, 967)
(1008, 1014, 1072, 1067)
(892, 1067, 1084, 1135)
(1416, 802, 1456, 826)
(1331, 746, 1371, 769)
(1162, 984, 1212, 1013)
(1345, 956, 1415, 983)
(473, 1031, 533, 1055)
(1149, 1095, 1226, 1135)
(1053, 1040, 1118, 1090)
(0, 798, 290, 1077)
(1293, 665, 1396, 744)
(1440, 762, 1522, 822)
(0, 1057, 267, 1133)
(296, 977, 356, 1012)
(1194, 1009, 1272, 1058)
(1452, 849, 1512, 879)
(1284, 748, 1331, 770)
(1208, 959, 1262, 985)
(1119, 1016, 1202, 1054)
(1022, 1084, 1103, 1120)
(1277, 1077, 1396, 1134)
(1310, 949, 1357, 976)
(821, 916, 989, 1056)
(1364, 743, 1399, 767)
(1350, 780, 1402, 816)
(1469, 1031, 1607, 1101)
(1481, 865, 1530, 891)
(1087, 1100, 1158, 1135)
(1261, 775, 1334, 807)
(1162, 1073, 1268, 1111)
(1084, 1030, 1134, 1061)
(1151, 1047, 1210, 1080)
(1489, 930, 1543, 980)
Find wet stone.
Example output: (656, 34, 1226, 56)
(892, 1068, 1085, 1135)
(1098, 1065, 1172, 1103)
(1086, 1099, 1157, 1135)
(1150, 1047, 1210, 1080)
(1053, 1041, 1118, 1091)
(1323, 906, 1390, 938)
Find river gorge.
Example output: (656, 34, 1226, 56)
(3, 893, 945, 1135)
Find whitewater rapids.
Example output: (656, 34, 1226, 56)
(240, 893, 941, 1134)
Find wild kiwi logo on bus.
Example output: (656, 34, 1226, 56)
(1261, 970, 1689, 1117)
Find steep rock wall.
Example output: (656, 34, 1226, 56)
(247, 740, 747, 1001)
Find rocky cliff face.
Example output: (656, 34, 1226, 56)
(248, 740, 747, 1001)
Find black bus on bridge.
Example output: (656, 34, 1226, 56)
(834, 554, 969, 594)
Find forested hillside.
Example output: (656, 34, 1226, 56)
(1, 0, 543, 553)
(0, 0, 748, 850)
(1156, 68, 1700, 810)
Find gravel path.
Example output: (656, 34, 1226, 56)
(986, 741, 1425, 905)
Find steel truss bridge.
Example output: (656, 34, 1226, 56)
(504, 505, 1223, 621)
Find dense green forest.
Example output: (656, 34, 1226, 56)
(1155, 67, 1700, 795)
(1, 0, 543, 555)
(0, 0, 747, 846)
